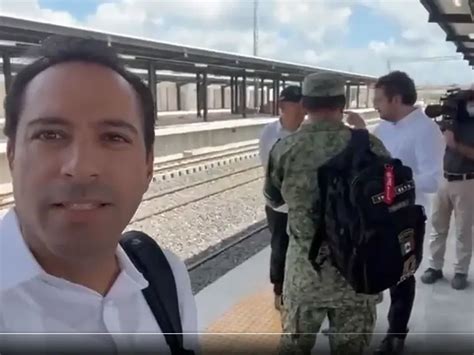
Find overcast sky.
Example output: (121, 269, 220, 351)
(1, 0, 473, 86)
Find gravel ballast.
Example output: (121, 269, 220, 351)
(128, 176, 267, 260)
(131, 165, 262, 223)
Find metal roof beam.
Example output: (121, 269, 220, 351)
(0, 15, 378, 82)
(457, 47, 474, 53)
(446, 34, 473, 42)
(429, 13, 474, 24)
(0, 61, 297, 85)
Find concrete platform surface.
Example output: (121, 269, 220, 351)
(155, 117, 278, 135)
(196, 198, 474, 354)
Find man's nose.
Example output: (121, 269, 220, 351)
(60, 141, 100, 181)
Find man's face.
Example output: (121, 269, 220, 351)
(8, 62, 153, 261)
(280, 101, 305, 123)
(374, 87, 400, 122)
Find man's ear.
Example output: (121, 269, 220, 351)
(392, 95, 402, 106)
(7, 139, 15, 172)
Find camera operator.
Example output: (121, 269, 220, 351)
(444, 130, 474, 160)
(421, 95, 474, 290)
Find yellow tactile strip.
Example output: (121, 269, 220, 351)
(201, 287, 283, 354)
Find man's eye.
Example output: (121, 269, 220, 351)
(104, 133, 129, 143)
(35, 131, 64, 140)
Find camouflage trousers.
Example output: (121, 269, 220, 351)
(279, 300, 376, 355)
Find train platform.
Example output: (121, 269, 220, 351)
(154, 109, 273, 127)
(195, 198, 474, 354)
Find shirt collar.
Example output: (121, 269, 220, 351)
(0, 208, 148, 293)
(115, 243, 149, 291)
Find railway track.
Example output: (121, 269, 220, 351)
(187, 221, 268, 272)
(153, 142, 258, 174)
(131, 164, 263, 223)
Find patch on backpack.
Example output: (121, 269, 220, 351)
(371, 180, 415, 205)
(396, 228, 418, 284)
(398, 228, 415, 255)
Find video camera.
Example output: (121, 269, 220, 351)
(425, 88, 474, 129)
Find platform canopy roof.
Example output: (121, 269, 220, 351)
(420, 0, 474, 68)
(0, 14, 377, 85)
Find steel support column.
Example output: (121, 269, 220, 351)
(202, 71, 208, 121)
(147, 61, 157, 119)
(260, 78, 265, 113)
(241, 72, 247, 118)
(272, 79, 278, 116)
(271, 81, 275, 116)
(196, 73, 202, 117)
(276, 79, 281, 114)
(176, 83, 182, 111)
(366, 83, 371, 108)
(2, 53, 12, 94)
(221, 85, 226, 109)
(356, 84, 360, 108)
(345, 84, 351, 109)
(234, 76, 240, 114)
(253, 77, 259, 111)
(230, 77, 235, 114)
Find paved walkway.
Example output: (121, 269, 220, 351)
(196, 198, 474, 354)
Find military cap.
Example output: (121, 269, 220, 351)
(302, 72, 346, 98)
(279, 85, 302, 103)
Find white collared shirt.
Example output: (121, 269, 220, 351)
(373, 108, 446, 211)
(258, 118, 293, 171)
(0, 208, 199, 354)
(259, 118, 293, 214)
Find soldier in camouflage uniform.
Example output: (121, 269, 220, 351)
(264, 73, 390, 355)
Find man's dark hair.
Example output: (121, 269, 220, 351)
(375, 71, 417, 106)
(302, 95, 346, 112)
(3, 35, 156, 153)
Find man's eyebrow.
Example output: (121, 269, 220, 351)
(26, 116, 71, 128)
(25, 117, 139, 135)
(98, 119, 139, 135)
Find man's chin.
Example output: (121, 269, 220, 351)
(48, 236, 118, 261)
(44, 223, 120, 253)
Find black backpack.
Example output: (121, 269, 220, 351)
(120, 231, 195, 355)
(308, 129, 427, 295)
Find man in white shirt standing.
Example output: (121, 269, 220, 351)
(347, 71, 445, 355)
(258, 85, 305, 310)
(0, 36, 198, 354)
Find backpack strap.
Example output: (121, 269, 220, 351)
(349, 128, 371, 150)
(120, 231, 194, 355)
(309, 165, 329, 275)
(308, 129, 370, 272)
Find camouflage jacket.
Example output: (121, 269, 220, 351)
(264, 119, 390, 307)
